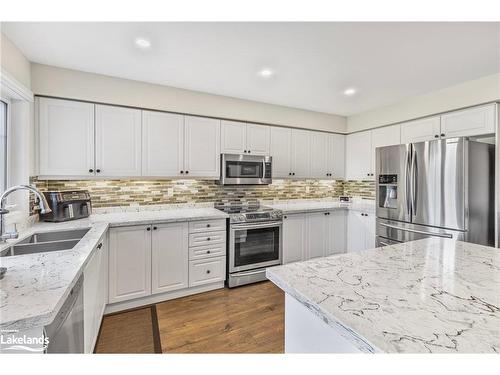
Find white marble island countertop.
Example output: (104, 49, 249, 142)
(0, 206, 228, 332)
(266, 238, 500, 353)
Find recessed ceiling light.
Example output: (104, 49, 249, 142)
(258, 68, 274, 78)
(343, 88, 357, 96)
(134, 37, 151, 49)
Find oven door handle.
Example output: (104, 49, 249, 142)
(231, 221, 282, 230)
(379, 222, 453, 239)
(233, 269, 267, 277)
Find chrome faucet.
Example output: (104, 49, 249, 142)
(0, 185, 52, 242)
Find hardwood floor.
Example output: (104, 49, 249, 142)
(156, 281, 284, 353)
(94, 281, 285, 353)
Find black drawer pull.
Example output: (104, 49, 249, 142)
(207, 250, 211, 254)
(97, 243, 103, 249)
(206, 224, 211, 227)
(206, 237, 211, 241)
(206, 270, 211, 274)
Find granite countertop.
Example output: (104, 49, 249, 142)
(266, 238, 500, 353)
(266, 199, 375, 214)
(0, 207, 228, 332)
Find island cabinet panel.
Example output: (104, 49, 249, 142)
(151, 222, 189, 294)
(347, 210, 375, 252)
(282, 214, 306, 264)
(327, 210, 346, 255)
(108, 226, 152, 304)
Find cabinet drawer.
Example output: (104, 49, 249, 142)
(189, 219, 226, 233)
(189, 243, 226, 260)
(189, 257, 226, 287)
(189, 231, 226, 247)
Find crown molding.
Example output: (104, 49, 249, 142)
(0, 68, 33, 102)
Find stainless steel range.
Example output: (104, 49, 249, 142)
(216, 204, 283, 288)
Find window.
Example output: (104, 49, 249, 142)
(0, 100, 7, 193)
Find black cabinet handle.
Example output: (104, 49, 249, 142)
(206, 270, 211, 274)
(206, 224, 211, 227)
(289, 172, 292, 176)
(441, 133, 445, 137)
(185, 171, 189, 174)
(207, 237, 211, 241)
(180, 170, 184, 174)
(89, 168, 94, 173)
(284, 215, 287, 219)
(146, 227, 151, 231)
(434, 135, 439, 138)
(97, 243, 102, 249)
(96, 169, 101, 173)
(292, 172, 295, 176)
(244, 150, 247, 153)
(153, 226, 157, 230)
(207, 250, 211, 254)
(248, 150, 251, 153)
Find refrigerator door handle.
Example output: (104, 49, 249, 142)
(410, 145, 417, 216)
(379, 222, 453, 239)
(405, 146, 412, 216)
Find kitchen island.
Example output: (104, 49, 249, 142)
(266, 238, 500, 353)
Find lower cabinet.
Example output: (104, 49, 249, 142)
(108, 219, 226, 306)
(151, 222, 189, 294)
(283, 210, 347, 264)
(346, 211, 376, 252)
(83, 234, 108, 353)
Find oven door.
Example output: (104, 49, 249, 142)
(219, 154, 272, 185)
(229, 221, 282, 273)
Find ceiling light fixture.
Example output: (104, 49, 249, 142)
(134, 37, 151, 49)
(343, 88, 357, 96)
(258, 68, 274, 78)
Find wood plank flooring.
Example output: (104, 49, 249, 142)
(95, 281, 284, 353)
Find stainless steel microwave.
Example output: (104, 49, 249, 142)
(218, 154, 272, 185)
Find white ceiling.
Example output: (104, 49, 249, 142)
(2, 22, 499, 116)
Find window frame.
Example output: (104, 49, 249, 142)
(0, 96, 11, 194)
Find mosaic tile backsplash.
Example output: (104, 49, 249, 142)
(31, 178, 375, 209)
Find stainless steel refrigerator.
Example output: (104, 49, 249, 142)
(376, 137, 495, 246)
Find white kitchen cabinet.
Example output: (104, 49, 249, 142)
(37, 97, 95, 177)
(282, 213, 306, 264)
(345, 131, 372, 180)
(440, 104, 495, 139)
(189, 257, 226, 287)
(221, 121, 270, 155)
(347, 211, 375, 252)
(327, 210, 346, 255)
(291, 129, 311, 178)
(108, 225, 152, 304)
(371, 124, 401, 174)
(310, 132, 330, 179)
(329, 134, 345, 179)
(270, 127, 292, 178)
(184, 115, 220, 178)
(151, 222, 189, 294)
(306, 212, 329, 259)
(83, 238, 107, 353)
(95, 104, 142, 177)
(246, 123, 270, 155)
(400, 116, 441, 144)
(142, 111, 184, 177)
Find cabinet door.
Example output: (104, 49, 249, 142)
(440, 104, 495, 138)
(151, 222, 189, 294)
(306, 212, 328, 259)
(329, 134, 345, 179)
(142, 111, 184, 176)
(400, 116, 440, 144)
(221, 120, 246, 154)
(38, 97, 95, 176)
(327, 210, 346, 255)
(346, 211, 366, 252)
(310, 132, 330, 179)
(371, 124, 401, 174)
(283, 214, 306, 264)
(184, 116, 220, 178)
(270, 127, 292, 178)
(345, 131, 372, 180)
(364, 213, 376, 250)
(108, 226, 152, 304)
(291, 129, 311, 178)
(95, 105, 142, 177)
(246, 123, 270, 155)
(83, 247, 100, 353)
(96, 236, 108, 328)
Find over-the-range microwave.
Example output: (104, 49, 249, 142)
(217, 154, 272, 185)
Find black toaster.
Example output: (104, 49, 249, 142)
(40, 191, 92, 222)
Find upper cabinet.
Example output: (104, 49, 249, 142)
(310, 132, 346, 179)
(184, 116, 221, 178)
(290, 129, 311, 178)
(142, 111, 184, 177)
(221, 120, 270, 155)
(95, 104, 142, 177)
(440, 104, 495, 139)
(400, 116, 441, 144)
(345, 131, 372, 180)
(37, 97, 95, 177)
(371, 124, 401, 173)
(270, 127, 292, 178)
(329, 134, 346, 179)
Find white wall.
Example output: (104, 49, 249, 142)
(0, 32, 31, 89)
(347, 73, 500, 132)
(31, 63, 347, 133)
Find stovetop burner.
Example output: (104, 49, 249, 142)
(215, 203, 282, 223)
(214, 204, 273, 214)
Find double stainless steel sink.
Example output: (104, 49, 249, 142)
(0, 228, 90, 257)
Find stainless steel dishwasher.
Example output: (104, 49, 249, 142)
(44, 275, 84, 353)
